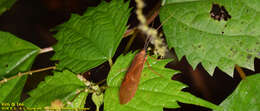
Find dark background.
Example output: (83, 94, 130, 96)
(0, 0, 259, 111)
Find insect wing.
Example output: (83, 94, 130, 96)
(119, 50, 147, 104)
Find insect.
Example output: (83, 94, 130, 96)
(119, 49, 147, 104)
(119, 2, 179, 104)
(118, 8, 173, 105)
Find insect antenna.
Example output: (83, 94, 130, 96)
(143, 36, 151, 50)
(142, 11, 175, 53)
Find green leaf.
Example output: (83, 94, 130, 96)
(0, 76, 27, 102)
(0, 0, 16, 15)
(104, 51, 218, 111)
(0, 31, 40, 102)
(66, 92, 88, 109)
(52, 0, 131, 73)
(92, 92, 104, 111)
(215, 74, 260, 111)
(24, 70, 86, 108)
(0, 31, 40, 78)
(160, 0, 260, 76)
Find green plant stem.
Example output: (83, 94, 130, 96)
(108, 59, 113, 68)
(0, 66, 56, 84)
(100, 85, 108, 92)
(123, 30, 138, 54)
(96, 79, 106, 85)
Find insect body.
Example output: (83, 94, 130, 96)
(119, 49, 147, 104)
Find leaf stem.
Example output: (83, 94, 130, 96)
(39, 47, 54, 54)
(108, 59, 113, 68)
(96, 79, 106, 85)
(235, 65, 246, 80)
(0, 66, 56, 84)
(100, 85, 108, 91)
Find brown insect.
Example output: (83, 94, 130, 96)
(119, 8, 174, 105)
(119, 49, 147, 104)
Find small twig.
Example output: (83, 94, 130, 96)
(0, 66, 56, 84)
(123, 27, 136, 38)
(99, 85, 108, 91)
(77, 75, 101, 93)
(96, 79, 106, 85)
(235, 65, 246, 80)
(39, 47, 54, 54)
(123, 30, 138, 54)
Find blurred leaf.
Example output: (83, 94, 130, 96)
(104, 51, 218, 111)
(160, 0, 260, 76)
(52, 0, 131, 73)
(0, 31, 39, 102)
(215, 74, 260, 111)
(24, 70, 86, 108)
(0, 0, 16, 15)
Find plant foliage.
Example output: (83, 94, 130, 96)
(0, 31, 39, 102)
(104, 51, 218, 111)
(215, 74, 260, 111)
(24, 70, 87, 109)
(160, 0, 260, 76)
(51, 0, 131, 73)
(0, 0, 259, 110)
(0, 0, 16, 15)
